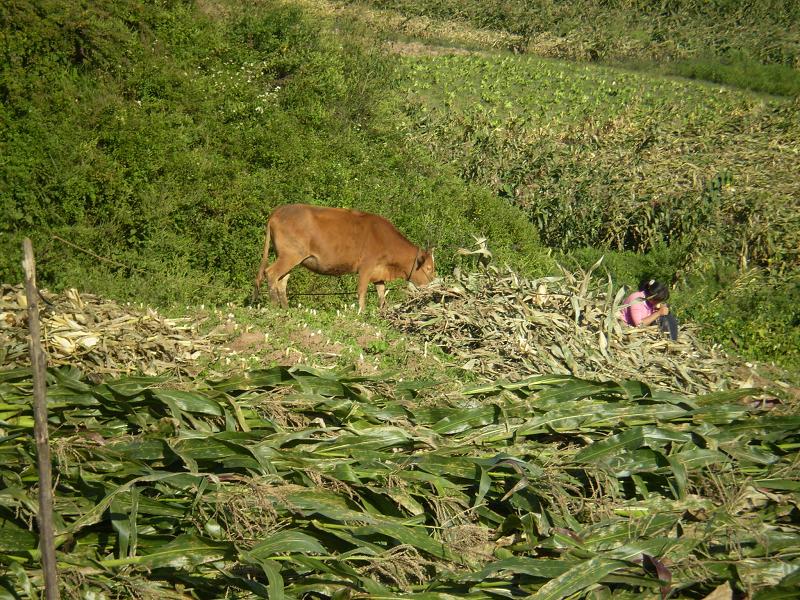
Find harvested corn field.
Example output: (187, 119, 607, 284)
(1, 256, 796, 598)
(0, 364, 797, 598)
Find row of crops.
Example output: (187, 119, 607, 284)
(349, 0, 800, 73)
(1, 364, 798, 597)
(399, 54, 799, 273)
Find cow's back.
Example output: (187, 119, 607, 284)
(269, 204, 408, 275)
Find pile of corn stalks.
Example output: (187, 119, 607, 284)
(387, 258, 746, 395)
(0, 284, 217, 376)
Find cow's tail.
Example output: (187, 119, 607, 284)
(251, 220, 272, 305)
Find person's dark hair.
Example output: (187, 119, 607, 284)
(639, 278, 669, 303)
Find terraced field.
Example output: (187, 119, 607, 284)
(2, 1, 798, 597)
(398, 53, 799, 270)
(2, 273, 798, 598)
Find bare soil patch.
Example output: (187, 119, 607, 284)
(386, 41, 474, 57)
(226, 331, 267, 353)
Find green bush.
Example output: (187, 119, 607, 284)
(0, 0, 547, 307)
(563, 245, 684, 291)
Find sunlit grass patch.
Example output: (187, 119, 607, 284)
(669, 57, 800, 98)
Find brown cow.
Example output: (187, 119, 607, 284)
(251, 204, 435, 312)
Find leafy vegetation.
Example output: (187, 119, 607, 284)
(0, 0, 548, 307)
(400, 54, 798, 272)
(2, 0, 798, 367)
(1, 2, 799, 595)
(347, 0, 800, 96)
(1, 365, 797, 597)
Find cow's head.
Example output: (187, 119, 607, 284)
(410, 248, 436, 286)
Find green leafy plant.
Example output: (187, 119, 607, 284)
(1, 365, 797, 597)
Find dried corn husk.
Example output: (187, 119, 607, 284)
(388, 263, 748, 394)
(0, 284, 219, 376)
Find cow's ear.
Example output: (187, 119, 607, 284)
(416, 252, 427, 269)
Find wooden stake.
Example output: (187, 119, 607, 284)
(22, 238, 60, 600)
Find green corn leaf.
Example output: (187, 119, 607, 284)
(465, 557, 578, 582)
(671, 447, 729, 470)
(5, 560, 33, 599)
(0, 519, 37, 553)
(259, 559, 285, 600)
(752, 479, 800, 492)
(244, 530, 327, 560)
(152, 389, 223, 416)
(431, 405, 498, 435)
(667, 454, 688, 499)
(573, 428, 645, 463)
(529, 557, 628, 600)
(60, 472, 199, 538)
(100, 534, 233, 569)
(474, 465, 491, 508)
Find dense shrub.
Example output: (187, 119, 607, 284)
(0, 0, 546, 306)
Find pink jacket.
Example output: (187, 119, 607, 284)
(619, 290, 654, 326)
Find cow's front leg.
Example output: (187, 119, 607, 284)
(356, 273, 370, 314)
(375, 282, 386, 310)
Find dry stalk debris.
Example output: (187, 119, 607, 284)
(387, 261, 748, 394)
(0, 284, 219, 376)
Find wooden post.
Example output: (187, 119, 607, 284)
(22, 238, 60, 600)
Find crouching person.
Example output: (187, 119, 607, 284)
(619, 279, 679, 340)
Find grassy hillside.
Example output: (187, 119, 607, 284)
(0, 0, 549, 306)
(400, 54, 798, 268)
(2, 0, 798, 368)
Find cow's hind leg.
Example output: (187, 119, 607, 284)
(251, 223, 273, 305)
(356, 273, 371, 314)
(275, 272, 291, 308)
(266, 254, 303, 309)
(375, 282, 386, 310)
